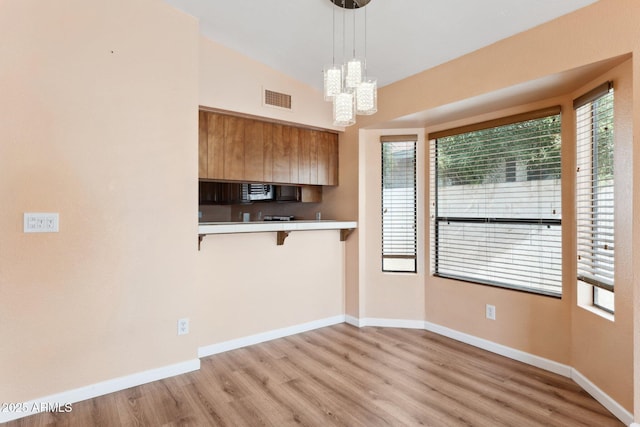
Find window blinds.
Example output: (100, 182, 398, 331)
(381, 137, 417, 273)
(430, 108, 562, 296)
(575, 83, 614, 294)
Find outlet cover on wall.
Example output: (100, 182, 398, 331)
(177, 318, 189, 335)
(24, 213, 59, 233)
(486, 304, 496, 320)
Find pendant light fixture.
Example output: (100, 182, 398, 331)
(323, 0, 376, 126)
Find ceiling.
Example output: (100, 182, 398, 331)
(163, 0, 598, 92)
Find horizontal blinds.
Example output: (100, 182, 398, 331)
(382, 139, 417, 273)
(575, 86, 614, 292)
(432, 111, 562, 296)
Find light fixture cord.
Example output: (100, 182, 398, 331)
(352, 1, 356, 58)
(364, 4, 367, 75)
(342, 0, 346, 65)
(332, 1, 336, 65)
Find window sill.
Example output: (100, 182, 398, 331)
(577, 281, 614, 321)
(578, 303, 615, 322)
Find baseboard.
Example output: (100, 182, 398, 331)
(358, 317, 426, 330)
(571, 369, 634, 426)
(0, 358, 200, 424)
(630, 423, 640, 427)
(198, 314, 346, 358)
(423, 320, 572, 377)
(345, 314, 361, 327)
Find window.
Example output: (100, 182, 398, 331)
(381, 136, 417, 273)
(575, 82, 615, 314)
(430, 108, 562, 296)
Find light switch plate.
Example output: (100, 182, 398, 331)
(24, 213, 59, 233)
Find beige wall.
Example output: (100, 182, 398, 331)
(348, 0, 639, 416)
(198, 36, 337, 131)
(359, 129, 426, 320)
(0, 0, 199, 402)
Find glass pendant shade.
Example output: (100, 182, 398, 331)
(356, 78, 377, 115)
(344, 58, 364, 89)
(323, 65, 343, 101)
(333, 91, 356, 126)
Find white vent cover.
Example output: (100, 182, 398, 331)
(264, 89, 292, 110)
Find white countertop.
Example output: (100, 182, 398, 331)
(198, 220, 357, 235)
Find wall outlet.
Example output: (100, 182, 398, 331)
(177, 318, 189, 335)
(24, 213, 59, 233)
(486, 304, 496, 320)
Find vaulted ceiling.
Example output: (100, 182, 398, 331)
(163, 0, 598, 92)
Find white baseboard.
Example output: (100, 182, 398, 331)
(629, 423, 639, 427)
(198, 314, 346, 358)
(423, 320, 572, 377)
(358, 317, 427, 330)
(571, 369, 633, 426)
(0, 358, 200, 424)
(345, 314, 361, 327)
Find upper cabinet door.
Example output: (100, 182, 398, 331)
(297, 128, 312, 185)
(243, 118, 264, 182)
(223, 115, 245, 181)
(326, 132, 339, 186)
(198, 111, 208, 179)
(207, 112, 225, 180)
(262, 122, 274, 183)
(272, 124, 290, 183)
(317, 131, 330, 185)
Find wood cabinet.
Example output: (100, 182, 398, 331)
(272, 123, 290, 183)
(319, 131, 339, 186)
(207, 113, 225, 180)
(243, 119, 264, 182)
(198, 111, 208, 179)
(198, 111, 338, 186)
(262, 122, 274, 183)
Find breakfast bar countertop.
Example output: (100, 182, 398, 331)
(198, 220, 357, 235)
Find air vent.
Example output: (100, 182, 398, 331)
(264, 89, 292, 110)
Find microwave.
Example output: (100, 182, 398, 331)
(241, 184, 274, 201)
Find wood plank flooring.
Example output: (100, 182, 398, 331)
(7, 324, 624, 426)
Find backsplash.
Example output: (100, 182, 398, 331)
(199, 200, 324, 223)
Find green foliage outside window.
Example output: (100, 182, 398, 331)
(437, 115, 562, 186)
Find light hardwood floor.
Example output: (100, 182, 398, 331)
(8, 324, 624, 426)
